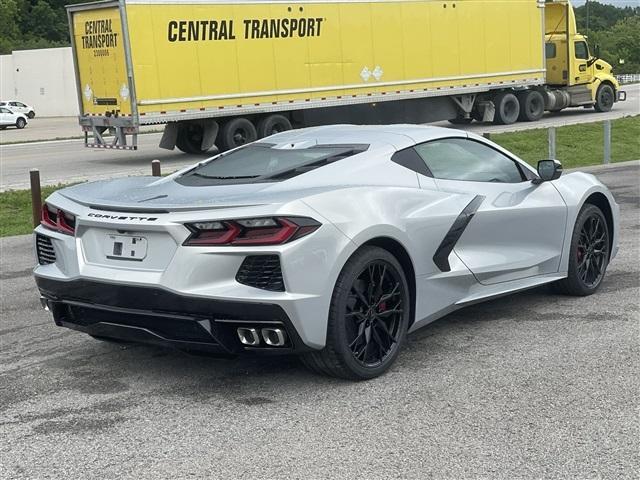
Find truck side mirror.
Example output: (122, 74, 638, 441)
(534, 159, 563, 184)
(594, 44, 601, 58)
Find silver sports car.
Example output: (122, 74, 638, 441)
(34, 125, 619, 379)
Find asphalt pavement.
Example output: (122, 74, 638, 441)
(1, 84, 638, 191)
(0, 162, 638, 479)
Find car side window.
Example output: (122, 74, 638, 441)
(16, 102, 26, 107)
(413, 138, 526, 183)
(9, 102, 18, 106)
(0, 108, 10, 113)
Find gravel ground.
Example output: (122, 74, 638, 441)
(0, 162, 638, 479)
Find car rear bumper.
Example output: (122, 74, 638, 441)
(36, 276, 313, 355)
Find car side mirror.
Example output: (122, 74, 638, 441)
(534, 159, 563, 184)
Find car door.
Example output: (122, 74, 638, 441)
(414, 137, 567, 285)
(0, 107, 11, 125)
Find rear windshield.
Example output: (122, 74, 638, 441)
(177, 143, 368, 185)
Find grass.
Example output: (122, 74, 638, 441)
(1, 117, 638, 237)
(492, 115, 640, 169)
(0, 185, 70, 237)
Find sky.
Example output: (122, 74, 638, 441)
(571, 0, 639, 6)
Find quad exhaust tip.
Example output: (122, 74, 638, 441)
(261, 328, 287, 347)
(236, 327, 260, 346)
(236, 327, 288, 347)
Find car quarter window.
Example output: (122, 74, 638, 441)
(413, 138, 526, 183)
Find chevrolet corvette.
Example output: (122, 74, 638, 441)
(34, 125, 619, 379)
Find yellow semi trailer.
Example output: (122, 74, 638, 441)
(67, 0, 626, 153)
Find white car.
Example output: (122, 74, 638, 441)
(0, 107, 28, 129)
(34, 125, 619, 379)
(0, 100, 35, 118)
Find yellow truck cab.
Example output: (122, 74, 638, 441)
(544, 0, 625, 112)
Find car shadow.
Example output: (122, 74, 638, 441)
(41, 285, 561, 400)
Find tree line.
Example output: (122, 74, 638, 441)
(1, 0, 638, 73)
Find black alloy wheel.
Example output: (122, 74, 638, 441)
(301, 246, 410, 380)
(554, 204, 610, 296)
(575, 211, 609, 288)
(345, 261, 406, 368)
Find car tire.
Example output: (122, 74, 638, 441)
(27, 111, 35, 119)
(219, 117, 257, 152)
(301, 246, 410, 380)
(16, 118, 26, 129)
(517, 90, 545, 122)
(493, 91, 520, 125)
(256, 114, 292, 138)
(594, 84, 615, 113)
(553, 204, 610, 296)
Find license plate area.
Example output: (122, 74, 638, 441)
(104, 234, 147, 261)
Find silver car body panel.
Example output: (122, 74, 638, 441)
(34, 125, 620, 350)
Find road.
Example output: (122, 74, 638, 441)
(1, 84, 638, 191)
(0, 162, 638, 479)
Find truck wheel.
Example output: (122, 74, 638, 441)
(176, 122, 209, 154)
(219, 117, 257, 151)
(493, 92, 520, 125)
(517, 90, 545, 122)
(16, 118, 26, 129)
(256, 114, 292, 138)
(594, 84, 615, 113)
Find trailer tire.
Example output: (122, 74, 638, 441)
(517, 90, 545, 122)
(594, 84, 615, 113)
(219, 117, 257, 151)
(256, 114, 292, 138)
(176, 122, 209, 155)
(493, 92, 520, 125)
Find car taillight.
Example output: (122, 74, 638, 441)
(183, 217, 321, 246)
(41, 203, 75, 235)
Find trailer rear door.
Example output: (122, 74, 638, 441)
(69, 4, 133, 117)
